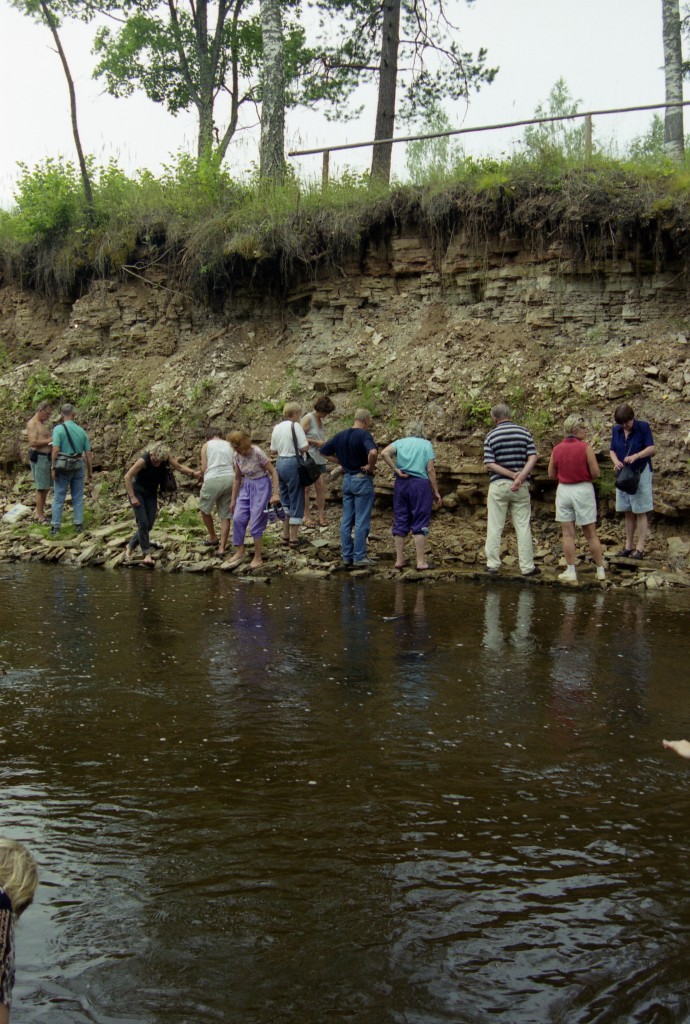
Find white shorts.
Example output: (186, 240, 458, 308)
(555, 481, 597, 526)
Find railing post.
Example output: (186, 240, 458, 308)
(322, 150, 330, 190)
(584, 114, 593, 160)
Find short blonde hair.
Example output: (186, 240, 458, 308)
(228, 430, 253, 455)
(0, 839, 38, 917)
(283, 402, 301, 420)
(564, 414, 586, 435)
(149, 443, 170, 461)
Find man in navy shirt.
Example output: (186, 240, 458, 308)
(321, 409, 378, 567)
(609, 403, 655, 558)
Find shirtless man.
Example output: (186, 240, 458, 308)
(26, 401, 53, 523)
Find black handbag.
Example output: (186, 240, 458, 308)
(615, 463, 641, 494)
(160, 462, 178, 494)
(291, 425, 321, 486)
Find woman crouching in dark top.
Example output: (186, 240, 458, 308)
(124, 444, 199, 566)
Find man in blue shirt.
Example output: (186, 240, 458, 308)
(51, 403, 93, 535)
(608, 403, 655, 558)
(321, 409, 378, 567)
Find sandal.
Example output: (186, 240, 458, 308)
(617, 547, 634, 557)
(630, 550, 645, 560)
(203, 538, 219, 547)
(288, 538, 308, 549)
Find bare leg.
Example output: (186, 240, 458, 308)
(249, 535, 264, 568)
(314, 475, 326, 525)
(582, 522, 603, 566)
(413, 533, 428, 570)
(200, 510, 218, 542)
(561, 521, 577, 565)
(219, 517, 231, 554)
(303, 485, 314, 525)
(624, 511, 636, 551)
(35, 489, 49, 522)
(634, 512, 648, 553)
(394, 535, 408, 569)
(226, 544, 246, 567)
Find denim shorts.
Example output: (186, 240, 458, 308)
(615, 465, 653, 514)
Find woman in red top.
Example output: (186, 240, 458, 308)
(548, 415, 605, 583)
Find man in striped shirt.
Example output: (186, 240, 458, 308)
(483, 403, 539, 576)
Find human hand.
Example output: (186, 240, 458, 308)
(663, 739, 690, 760)
(623, 454, 637, 465)
(130, 497, 140, 508)
(397, 469, 410, 478)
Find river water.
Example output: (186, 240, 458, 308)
(1, 564, 690, 1024)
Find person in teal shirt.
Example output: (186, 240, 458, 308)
(50, 403, 93, 535)
(380, 421, 442, 571)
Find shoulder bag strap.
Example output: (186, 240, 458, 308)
(291, 423, 301, 458)
(60, 422, 79, 454)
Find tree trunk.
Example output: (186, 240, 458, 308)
(662, 0, 684, 162)
(370, 0, 401, 183)
(38, 0, 94, 216)
(259, 0, 286, 182)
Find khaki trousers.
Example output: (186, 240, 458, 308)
(485, 479, 535, 574)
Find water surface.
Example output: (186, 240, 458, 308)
(1, 565, 689, 1023)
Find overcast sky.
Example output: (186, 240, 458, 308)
(0, 0, 670, 207)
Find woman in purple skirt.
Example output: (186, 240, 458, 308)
(226, 431, 280, 569)
(380, 421, 442, 571)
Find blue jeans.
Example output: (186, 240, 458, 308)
(341, 473, 374, 562)
(51, 466, 85, 528)
(276, 457, 304, 524)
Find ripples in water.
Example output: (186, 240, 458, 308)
(1, 566, 690, 1022)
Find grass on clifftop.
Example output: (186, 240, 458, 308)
(2, 150, 690, 298)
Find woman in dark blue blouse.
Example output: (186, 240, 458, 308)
(608, 403, 655, 559)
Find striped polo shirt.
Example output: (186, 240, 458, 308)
(483, 421, 537, 483)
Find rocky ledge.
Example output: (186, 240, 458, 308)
(2, 484, 689, 593)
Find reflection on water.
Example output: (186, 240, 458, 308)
(1, 566, 690, 1023)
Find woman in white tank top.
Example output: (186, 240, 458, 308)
(300, 396, 335, 527)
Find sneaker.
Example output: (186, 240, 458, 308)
(74, 525, 83, 534)
(617, 547, 633, 557)
(522, 567, 541, 577)
(596, 566, 606, 580)
(558, 567, 577, 581)
(353, 557, 378, 567)
(486, 566, 499, 575)
(50, 526, 60, 536)
(264, 502, 278, 524)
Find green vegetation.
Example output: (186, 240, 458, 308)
(21, 369, 62, 409)
(2, 113, 690, 302)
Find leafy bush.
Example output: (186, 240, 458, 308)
(11, 158, 85, 241)
(21, 369, 62, 409)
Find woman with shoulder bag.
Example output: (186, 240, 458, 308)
(301, 396, 335, 527)
(609, 403, 655, 560)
